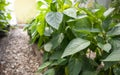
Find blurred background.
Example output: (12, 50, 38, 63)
(7, 0, 37, 24)
(7, 0, 111, 24)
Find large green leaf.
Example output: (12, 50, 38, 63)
(110, 38, 120, 50)
(68, 58, 82, 75)
(103, 50, 120, 61)
(113, 67, 120, 75)
(107, 25, 120, 36)
(61, 38, 90, 58)
(104, 8, 115, 17)
(63, 8, 77, 18)
(43, 69, 55, 75)
(71, 16, 92, 37)
(45, 12, 63, 29)
(44, 33, 64, 52)
(38, 61, 52, 72)
(97, 43, 111, 53)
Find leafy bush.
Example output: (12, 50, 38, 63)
(111, 0, 120, 23)
(25, 0, 120, 75)
(0, 0, 11, 36)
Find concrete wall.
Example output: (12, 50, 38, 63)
(14, 0, 37, 23)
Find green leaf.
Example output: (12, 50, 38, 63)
(113, 67, 120, 75)
(82, 71, 98, 75)
(73, 16, 91, 28)
(103, 43, 112, 53)
(45, 0, 52, 4)
(68, 58, 82, 75)
(103, 50, 120, 61)
(110, 38, 120, 50)
(104, 8, 115, 17)
(63, 8, 77, 18)
(45, 12, 63, 29)
(37, 22, 45, 36)
(62, 38, 90, 58)
(44, 69, 55, 75)
(51, 58, 66, 66)
(38, 36, 43, 47)
(50, 2, 57, 11)
(50, 50, 63, 60)
(104, 61, 118, 70)
(44, 27, 53, 36)
(71, 16, 92, 37)
(38, 61, 52, 72)
(98, 43, 111, 53)
(44, 33, 64, 52)
(64, 0, 72, 7)
(37, 1, 44, 8)
(31, 30, 39, 43)
(102, 17, 112, 31)
(107, 25, 120, 36)
(94, 7, 105, 18)
(81, 8, 95, 21)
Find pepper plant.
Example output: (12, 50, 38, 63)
(111, 0, 120, 23)
(0, 0, 11, 36)
(25, 0, 120, 75)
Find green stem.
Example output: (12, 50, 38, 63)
(99, 20, 107, 43)
(109, 67, 112, 75)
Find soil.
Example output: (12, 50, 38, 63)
(0, 28, 42, 75)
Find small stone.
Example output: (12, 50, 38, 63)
(1, 61, 6, 64)
(0, 29, 42, 75)
(11, 65, 15, 68)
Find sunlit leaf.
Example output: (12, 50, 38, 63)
(104, 8, 115, 17)
(62, 38, 90, 58)
(63, 8, 77, 18)
(46, 12, 63, 29)
(44, 33, 64, 52)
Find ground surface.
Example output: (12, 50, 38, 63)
(0, 28, 42, 75)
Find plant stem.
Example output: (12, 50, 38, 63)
(109, 67, 112, 75)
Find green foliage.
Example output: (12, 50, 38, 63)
(46, 12, 63, 29)
(103, 50, 120, 61)
(25, 0, 120, 75)
(44, 33, 64, 52)
(0, 0, 11, 35)
(62, 38, 90, 58)
(68, 58, 82, 75)
(111, 0, 120, 23)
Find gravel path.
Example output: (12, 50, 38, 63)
(0, 28, 42, 75)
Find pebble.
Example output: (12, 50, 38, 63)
(0, 28, 42, 75)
